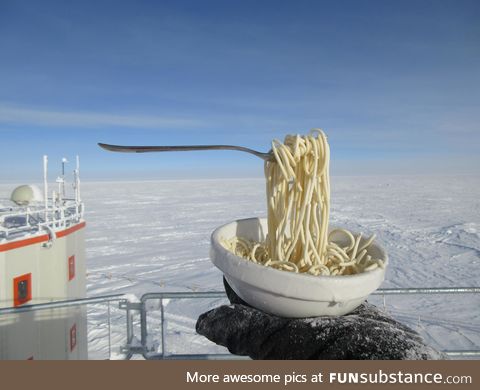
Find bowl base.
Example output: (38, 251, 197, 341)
(226, 276, 367, 318)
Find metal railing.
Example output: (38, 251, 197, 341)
(1, 288, 479, 360)
(0, 293, 125, 360)
(124, 287, 480, 360)
(0, 155, 83, 240)
(0, 293, 124, 315)
(0, 199, 84, 239)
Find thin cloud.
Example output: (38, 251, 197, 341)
(0, 105, 204, 129)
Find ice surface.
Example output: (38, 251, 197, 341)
(1, 175, 479, 359)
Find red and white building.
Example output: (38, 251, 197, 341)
(0, 156, 87, 359)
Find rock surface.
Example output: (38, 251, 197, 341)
(195, 279, 446, 360)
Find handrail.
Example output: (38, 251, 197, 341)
(374, 287, 480, 295)
(137, 287, 480, 360)
(1, 288, 478, 359)
(0, 198, 84, 239)
(139, 287, 480, 301)
(0, 293, 125, 314)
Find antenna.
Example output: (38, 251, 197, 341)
(43, 155, 48, 222)
(74, 155, 81, 203)
(61, 157, 68, 198)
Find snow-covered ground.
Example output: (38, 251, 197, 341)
(2, 175, 480, 359)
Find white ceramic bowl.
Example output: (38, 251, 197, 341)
(210, 217, 388, 318)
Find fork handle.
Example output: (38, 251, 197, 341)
(98, 143, 272, 161)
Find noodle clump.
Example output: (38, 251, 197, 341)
(222, 130, 385, 276)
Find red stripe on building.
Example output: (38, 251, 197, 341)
(0, 221, 86, 252)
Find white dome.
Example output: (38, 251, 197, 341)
(10, 185, 44, 206)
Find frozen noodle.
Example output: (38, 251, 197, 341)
(222, 130, 384, 276)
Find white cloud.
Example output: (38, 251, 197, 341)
(0, 105, 204, 129)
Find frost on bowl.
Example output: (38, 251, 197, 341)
(210, 217, 388, 318)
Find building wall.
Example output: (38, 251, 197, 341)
(0, 222, 87, 359)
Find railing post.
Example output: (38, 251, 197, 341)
(126, 304, 133, 346)
(140, 301, 148, 354)
(107, 301, 112, 359)
(160, 298, 165, 358)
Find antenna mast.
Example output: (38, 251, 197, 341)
(43, 155, 48, 222)
(74, 155, 81, 203)
(61, 157, 68, 199)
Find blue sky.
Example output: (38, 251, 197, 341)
(0, 0, 479, 181)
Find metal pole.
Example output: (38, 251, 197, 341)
(0, 294, 125, 315)
(107, 301, 112, 359)
(141, 291, 228, 300)
(445, 350, 480, 357)
(160, 298, 165, 358)
(140, 287, 480, 301)
(61, 161, 65, 199)
(77, 155, 81, 202)
(126, 305, 133, 346)
(43, 155, 48, 222)
(140, 301, 148, 354)
(372, 287, 480, 295)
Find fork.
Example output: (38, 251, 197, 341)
(98, 143, 274, 161)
